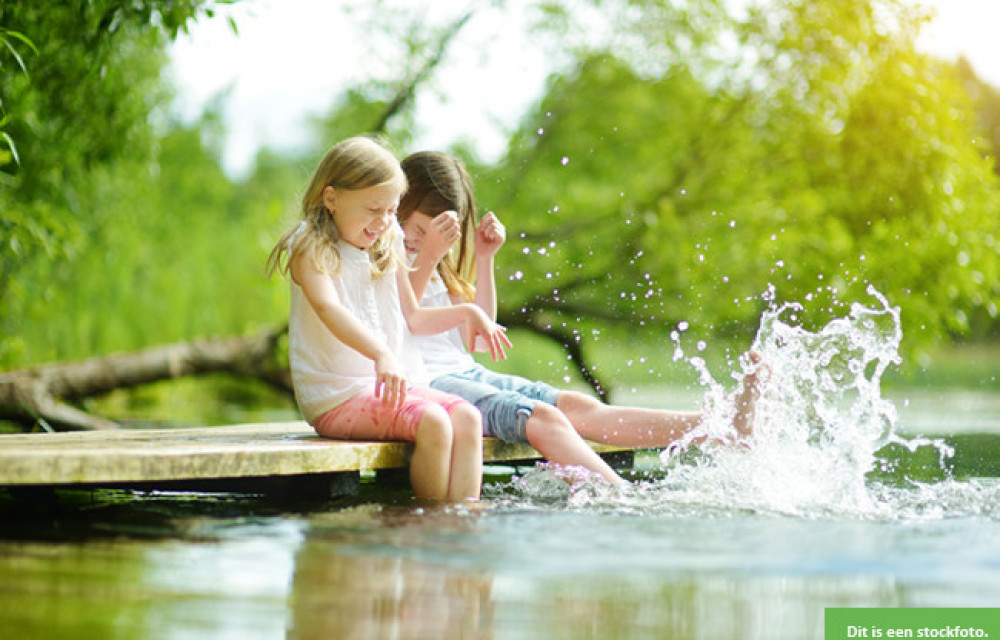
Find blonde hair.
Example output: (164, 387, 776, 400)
(397, 151, 478, 301)
(267, 136, 407, 279)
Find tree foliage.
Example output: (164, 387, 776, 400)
(1, 0, 998, 405)
(0, 0, 230, 363)
(472, 0, 999, 374)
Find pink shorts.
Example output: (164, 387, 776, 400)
(312, 386, 472, 442)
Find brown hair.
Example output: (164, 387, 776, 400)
(398, 152, 477, 301)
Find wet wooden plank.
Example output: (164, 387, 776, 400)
(0, 421, 629, 486)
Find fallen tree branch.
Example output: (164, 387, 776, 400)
(0, 325, 290, 431)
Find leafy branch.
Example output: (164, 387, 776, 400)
(0, 26, 37, 169)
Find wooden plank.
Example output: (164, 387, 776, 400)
(0, 421, 629, 486)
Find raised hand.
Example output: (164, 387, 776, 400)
(423, 210, 462, 262)
(475, 211, 505, 259)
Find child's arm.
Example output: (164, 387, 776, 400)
(291, 253, 406, 409)
(408, 210, 461, 302)
(396, 266, 511, 362)
(407, 211, 507, 353)
(472, 211, 505, 321)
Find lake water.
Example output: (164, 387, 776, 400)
(0, 440, 997, 640)
(1, 293, 998, 639)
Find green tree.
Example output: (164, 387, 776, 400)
(741, 0, 1000, 343)
(473, 0, 999, 384)
(0, 0, 231, 363)
(954, 56, 1000, 181)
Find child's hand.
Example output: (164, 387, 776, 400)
(374, 351, 407, 410)
(423, 210, 462, 262)
(464, 306, 512, 362)
(475, 212, 505, 259)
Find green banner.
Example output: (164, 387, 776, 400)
(826, 608, 1000, 640)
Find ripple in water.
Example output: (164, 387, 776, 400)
(486, 286, 1000, 520)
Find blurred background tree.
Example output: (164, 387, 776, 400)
(474, 0, 999, 388)
(0, 0, 232, 363)
(1, 0, 997, 424)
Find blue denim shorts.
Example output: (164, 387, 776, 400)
(429, 365, 560, 443)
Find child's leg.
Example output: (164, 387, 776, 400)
(556, 391, 701, 448)
(409, 388, 482, 501)
(432, 368, 624, 484)
(313, 388, 482, 501)
(410, 404, 455, 500)
(524, 403, 624, 485)
(559, 352, 768, 445)
(732, 352, 767, 438)
(443, 402, 483, 500)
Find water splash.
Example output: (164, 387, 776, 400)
(658, 284, 908, 516)
(489, 286, 1000, 520)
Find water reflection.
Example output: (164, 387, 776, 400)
(0, 537, 292, 640)
(285, 501, 1000, 640)
(291, 503, 494, 639)
(2, 495, 1000, 639)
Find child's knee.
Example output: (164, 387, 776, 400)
(527, 403, 575, 436)
(449, 403, 483, 442)
(416, 404, 453, 447)
(557, 390, 602, 414)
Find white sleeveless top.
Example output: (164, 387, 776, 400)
(410, 263, 478, 380)
(288, 225, 426, 423)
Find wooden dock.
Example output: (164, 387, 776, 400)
(0, 422, 632, 497)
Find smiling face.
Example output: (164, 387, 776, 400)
(324, 182, 402, 250)
(399, 211, 435, 254)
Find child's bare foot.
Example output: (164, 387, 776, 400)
(732, 351, 769, 438)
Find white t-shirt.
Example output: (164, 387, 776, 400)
(288, 225, 426, 423)
(411, 264, 478, 380)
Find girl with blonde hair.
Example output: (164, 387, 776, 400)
(268, 138, 510, 501)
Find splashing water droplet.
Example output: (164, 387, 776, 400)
(658, 286, 933, 518)
(487, 286, 995, 521)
